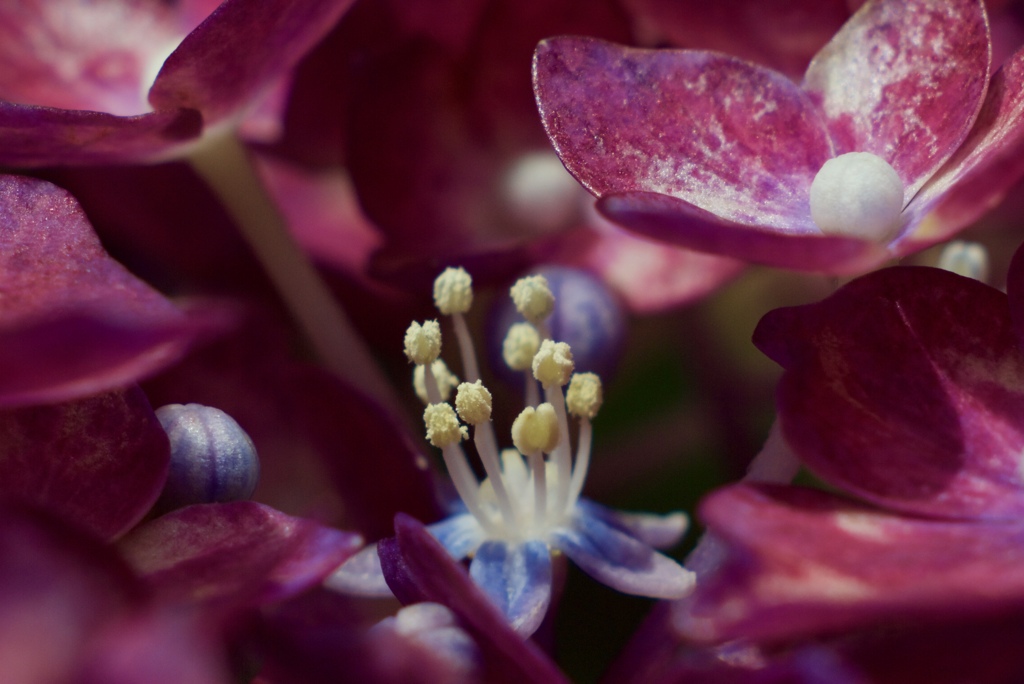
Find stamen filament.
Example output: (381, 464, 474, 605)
(452, 312, 481, 382)
(567, 416, 592, 511)
(440, 443, 499, 535)
(527, 449, 547, 526)
(545, 383, 573, 520)
(524, 372, 540, 408)
(473, 424, 518, 526)
(422, 362, 444, 405)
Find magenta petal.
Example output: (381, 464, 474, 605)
(0, 505, 144, 681)
(755, 266, 1024, 520)
(149, 0, 355, 126)
(803, 0, 990, 198)
(597, 192, 888, 274)
(120, 502, 362, 609)
(382, 514, 570, 684)
(898, 48, 1024, 255)
(0, 175, 227, 407)
(0, 103, 201, 166)
(533, 37, 832, 230)
(682, 484, 1024, 644)
(0, 387, 169, 540)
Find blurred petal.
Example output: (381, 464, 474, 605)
(754, 266, 1024, 520)
(803, 0, 990, 199)
(597, 191, 888, 273)
(682, 484, 1024, 644)
(150, 0, 355, 127)
(469, 540, 552, 637)
(325, 543, 391, 597)
(534, 36, 832, 229)
(0, 386, 169, 540)
(0, 104, 201, 166)
(0, 175, 227, 407)
(899, 48, 1024, 254)
(120, 501, 362, 610)
(552, 510, 695, 599)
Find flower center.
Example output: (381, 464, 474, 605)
(809, 152, 904, 242)
(408, 268, 603, 543)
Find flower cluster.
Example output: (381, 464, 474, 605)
(5, 0, 1024, 681)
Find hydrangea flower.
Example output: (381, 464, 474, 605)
(675, 257, 1024, 652)
(533, 0, 1024, 273)
(330, 267, 694, 636)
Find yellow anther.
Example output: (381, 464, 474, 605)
(455, 381, 493, 425)
(433, 267, 474, 315)
(423, 403, 467, 448)
(532, 340, 574, 388)
(511, 403, 560, 454)
(510, 275, 555, 325)
(502, 322, 541, 371)
(404, 320, 442, 366)
(567, 372, 603, 419)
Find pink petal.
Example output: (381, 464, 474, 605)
(597, 191, 888, 274)
(898, 47, 1024, 255)
(0, 386, 169, 540)
(0, 175, 228, 407)
(681, 484, 1024, 644)
(803, 0, 990, 199)
(544, 220, 744, 313)
(120, 502, 362, 610)
(534, 37, 832, 230)
(755, 266, 1024, 520)
(149, 0, 355, 127)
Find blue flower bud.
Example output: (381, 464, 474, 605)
(155, 403, 259, 511)
(489, 266, 625, 384)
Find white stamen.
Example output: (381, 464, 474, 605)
(433, 267, 474, 315)
(566, 373, 603, 510)
(511, 275, 555, 332)
(809, 152, 904, 242)
(502, 323, 541, 372)
(532, 340, 574, 390)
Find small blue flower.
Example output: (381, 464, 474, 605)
(329, 268, 694, 636)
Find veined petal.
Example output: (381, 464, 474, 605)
(552, 511, 694, 599)
(803, 0, 990, 200)
(681, 484, 1024, 644)
(898, 48, 1024, 255)
(533, 37, 832, 230)
(469, 540, 552, 637)
(754, 266, 1024, 520)
(597, 191, 888, 274)
(429, 513, 486, 561)
(575, 499, 687, 550)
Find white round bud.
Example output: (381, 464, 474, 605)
(566, 372, 603, 419)
(404, 320, 442, 365)
(511, 403, 560, 454)
(510, 275, 555, 325)
(809, 152, 904, 242)
(423, 403, 467, 448)
(413, 360, 460, 404)
(502, 323, 541, 371)
(455, 381, 493, 425)
(532, 340, 574, 388)
(433, 267, 474, 315)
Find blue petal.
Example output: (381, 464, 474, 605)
(324, 543, 392, 596)
(469, 539, 552, 636)
(552, 511, 695, 599)
(428, 513, 486, 560)
(576, 499, 688, 550)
